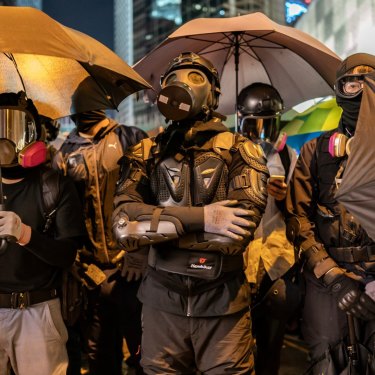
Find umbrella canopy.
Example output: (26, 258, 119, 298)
(134, 12, 341, 126)
(0, 6, 152, 119)
(335, 71, 375, 241)
(282, 98, 342, 152)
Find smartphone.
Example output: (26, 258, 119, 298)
(269, 175, 285, 184)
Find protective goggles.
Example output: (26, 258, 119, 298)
(0, 108, 37, 152)
(239, 115, 280, 143)
(335, 74, 365, 98)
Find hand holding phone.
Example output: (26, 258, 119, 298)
(268, 175, 287, 201)
(268, 175, 285, 184)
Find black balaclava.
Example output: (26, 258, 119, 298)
(336, 53, 375, 136)
(71, 110, 107, 133)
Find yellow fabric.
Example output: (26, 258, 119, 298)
(244, 229, 295, 283)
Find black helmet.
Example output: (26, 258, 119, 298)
(237, 83, 284, 143)
(238, 82, 283, 117)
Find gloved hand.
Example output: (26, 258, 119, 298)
(121, 247, 149, 282)
(0, 210, 31, 245)
(329, 272, 375, 321)
(203, 200, 256, 241)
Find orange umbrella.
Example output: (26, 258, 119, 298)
(0, 6, 152, 119)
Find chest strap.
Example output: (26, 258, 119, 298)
(329, 245, 375, 263)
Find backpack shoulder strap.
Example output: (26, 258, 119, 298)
(279, 145, 291, 177)
(40, 168, 61, 233)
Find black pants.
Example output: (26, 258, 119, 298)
(251, 271, 288, 375)
(141, 305, 254, 374)
(303, 269, 375, 374)
(86, 269, 143, 375)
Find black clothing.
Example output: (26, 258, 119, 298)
(86, 270, 142, 375)
(56, 120, 147, 375)
(58, 120, 147, 264)
(114, 119, 268, 317)
(286, 129, 375, 368)
(113, 117, 268, 374)
(0, 167, 84, 292)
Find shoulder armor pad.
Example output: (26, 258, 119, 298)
(128, 138, 156, 161)
(212, 132, 235, 154)
(239, 140, 268, 174)
(243, 140, 265, 159)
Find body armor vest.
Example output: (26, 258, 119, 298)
(150, 151, 228, 207)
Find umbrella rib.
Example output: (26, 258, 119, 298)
(184, 35, 235, 47)
(3, 53, 28, 96)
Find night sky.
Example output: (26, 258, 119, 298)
(42, 0, 114, 50)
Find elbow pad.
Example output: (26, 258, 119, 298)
(113, 208, 181, 251)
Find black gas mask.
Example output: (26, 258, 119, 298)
(157, 52, 221, 122)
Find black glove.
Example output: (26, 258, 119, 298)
(329, 272, 375, 321)
(121, 247, 149, 282)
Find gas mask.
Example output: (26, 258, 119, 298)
(157, 52, 221, 122)
(0, 92, 46, 169)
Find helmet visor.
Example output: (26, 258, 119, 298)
(239, 116, 280, 143)
(0, 109, 37, 152)
(335, 74, 365, 98)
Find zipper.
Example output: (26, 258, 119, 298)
(187, 276, 192, 317)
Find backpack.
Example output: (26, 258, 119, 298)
(39, 168, 84, 326)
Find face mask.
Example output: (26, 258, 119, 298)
(239, 116, 283, 147)
(336, 94, 362, 135)
(157, 69, 213, 121)
(71, 110, 107, 133)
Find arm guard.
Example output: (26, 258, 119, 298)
(227, 139, 268, 230)
(113, 204, 204, 251)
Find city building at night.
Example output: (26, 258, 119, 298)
(295, 0, 375, 58)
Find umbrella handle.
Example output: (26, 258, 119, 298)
(347, 313, 359, 372)
(0, 203, 8, 254)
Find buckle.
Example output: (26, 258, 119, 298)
(233, 174, 251, 189)
(10, 292, 30, 309)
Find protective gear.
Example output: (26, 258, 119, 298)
(157, 52, 221, 121)
(121, 248, 148, 282)
(0, 91, 46, 168)
(114, 128, 267, 254)
(237, 83, 284, 145)
(0, 210, 29, 243)
(70, 110, 107, 133)
(335, 53, 375, 136)
(204, 200, 256, 241)
(328, 132, 353, 157)
(327, 272, 375, 321)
